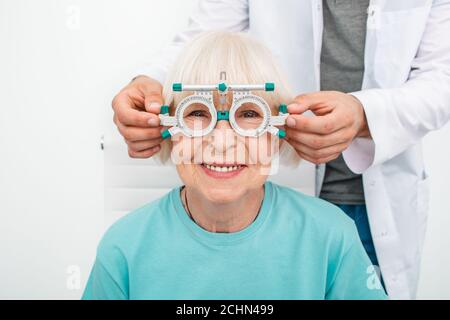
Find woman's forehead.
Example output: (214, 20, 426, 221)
(173, 91, 278, 112)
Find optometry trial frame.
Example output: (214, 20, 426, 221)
(159, 82, 289, 139)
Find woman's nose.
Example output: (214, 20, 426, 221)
(209, 120, 236, 153)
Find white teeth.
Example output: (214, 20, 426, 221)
(204, 164, 242, 172)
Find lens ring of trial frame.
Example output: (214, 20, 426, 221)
(176, 94, 217, 138)
(159, 82, 287, 139)
(229, 94, 271, 137)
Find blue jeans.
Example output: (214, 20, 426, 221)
(336, 204, 379, 267)
(336, 204, 386, 292)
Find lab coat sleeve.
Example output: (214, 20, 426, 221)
(138, 0, 249, 85)
(343, 0, 450, 173)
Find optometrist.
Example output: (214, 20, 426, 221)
(111, 0, 450, 299)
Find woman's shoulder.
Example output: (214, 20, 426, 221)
(269, 182, 361, 263)
(269, 181, 356, 233)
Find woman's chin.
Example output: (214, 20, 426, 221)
(179, 163, 264, 204)
(202, 187, 243, 204)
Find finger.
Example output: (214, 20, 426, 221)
(131, 77, 164, 121)
(141, 83, 164, 114)
(290, 92, 328, 109)
(287, 102, 310, 114)
(127, 138, 164, 153)
(285, 111, 348, 135)
(290, 92, 339, 116)
(116, 121, 163, 142)
(285, 127, 352, 150)
(144, 89, 164, 122)
(145, 99, 163, 115)
(295, 150, 341, 165)
(128, 145, 161, 159)
(293, 91, 337, 106)
(113, 93, 159, 127)
(288, 139, 348, 160)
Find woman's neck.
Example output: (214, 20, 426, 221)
(181, 186, 264, 233)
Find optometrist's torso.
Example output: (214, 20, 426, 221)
(246, 0, 432, 299)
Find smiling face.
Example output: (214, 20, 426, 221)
(172, 92, 279, 204)
(159, 31, 296, 203)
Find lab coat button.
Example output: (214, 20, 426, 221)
(381, 231, 388, 237)
(367, 5, 378, 16)
(369, 180, 376, 187)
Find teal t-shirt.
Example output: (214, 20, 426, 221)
(82, 181, 386, 300)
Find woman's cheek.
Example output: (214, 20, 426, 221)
(171, 136, 204, 164)
(175, 164, 189, 185)
(246, 134, 277, 166)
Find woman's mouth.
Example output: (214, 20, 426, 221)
(200, 163, 246, 179)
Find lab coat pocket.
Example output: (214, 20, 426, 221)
(372, 6, 430, 86)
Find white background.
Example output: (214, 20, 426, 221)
(1, 0, 449, 299)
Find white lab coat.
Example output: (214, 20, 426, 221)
(143, 0, 450, 299)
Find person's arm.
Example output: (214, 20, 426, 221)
(82, 258, 128, 300)
(345, 0, 450, 172)
(325, 230, 387, 300)
(112, 0, 249, 159)
(285, 0, 450, 168)
(82, 230, 129, 300)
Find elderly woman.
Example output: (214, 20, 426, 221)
(83, 32, 386, 300)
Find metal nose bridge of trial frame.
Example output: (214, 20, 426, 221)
(158, 82, 289, 139)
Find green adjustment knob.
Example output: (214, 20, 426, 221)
(278, 129, 286, 139)
(265, 82, 275, 91)
(218, 82, 228, 92)
(217, 110, 230, 121)
(173, 83, 182, 92)
(160, 105, 170, 114)
(161, 129, 171, 139)
(279, 104, 288, 114)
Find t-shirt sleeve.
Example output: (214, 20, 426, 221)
(81, 226, 130, 300)
(82, 259, 128, 300)
(325, 231, 388, 300)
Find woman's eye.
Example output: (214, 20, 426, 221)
(188, 110, 208, 117)
(240, 110, 260, 118)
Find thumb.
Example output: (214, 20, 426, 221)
(145, 95, 164, 114)
(141, 81, 164, 114)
